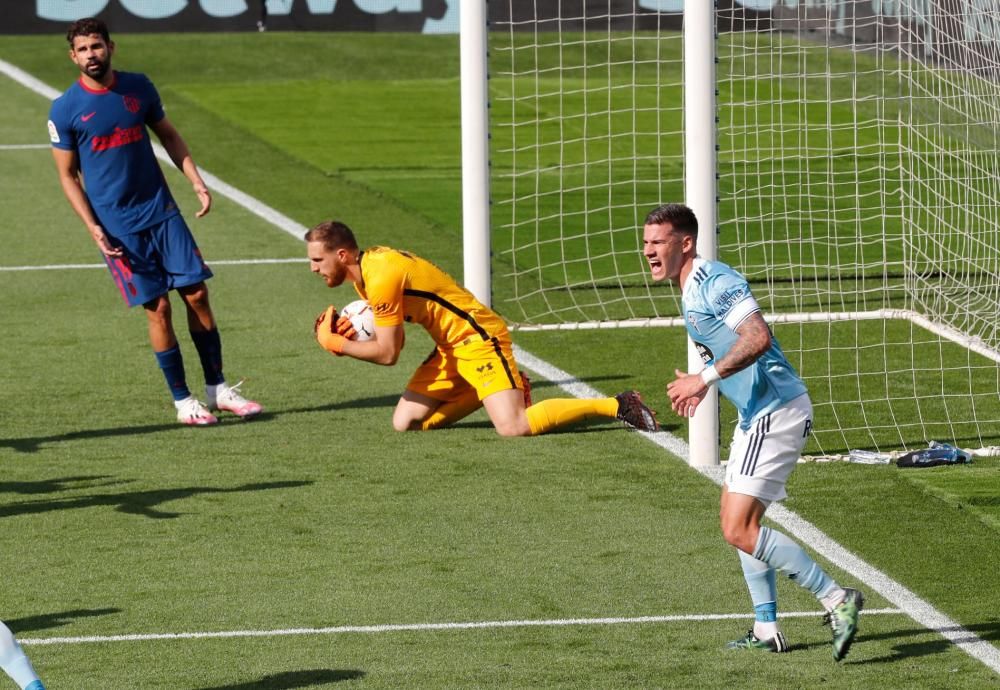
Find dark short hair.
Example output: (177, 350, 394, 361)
(305, 220, 359, 252)
(67, 18, 111, 47)
(644, 203, 698, 237)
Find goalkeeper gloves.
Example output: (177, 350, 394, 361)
(314, 305, 356, 355)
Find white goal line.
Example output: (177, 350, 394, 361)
(0, 258, 307, 272)
(20, 609, 905, 647)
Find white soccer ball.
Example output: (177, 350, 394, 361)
(341, 299, 375, 341)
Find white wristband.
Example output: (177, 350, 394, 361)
(700, 365, 721, 386)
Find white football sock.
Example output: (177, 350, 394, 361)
(821, 588, 849, 612)
(753, 620, 780, 640)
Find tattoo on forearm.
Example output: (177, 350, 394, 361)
(718, 316, 770, 377)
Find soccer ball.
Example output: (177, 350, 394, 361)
(341, 299, 375, 341)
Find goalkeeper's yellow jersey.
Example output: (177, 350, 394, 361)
(354, 246, 509, 349)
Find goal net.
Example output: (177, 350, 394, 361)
(486, 0, 1000, 456)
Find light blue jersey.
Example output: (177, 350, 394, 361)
(682, 258, 807, 430)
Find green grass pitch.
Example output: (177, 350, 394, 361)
(0, 31, 997, 688)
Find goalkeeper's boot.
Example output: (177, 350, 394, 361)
(726, 629, 788, 653)
(208, 380, 263, 419)
(615, 390, 659, 431)
(826, 588, 864, 661)
(176, 397, 218, 426)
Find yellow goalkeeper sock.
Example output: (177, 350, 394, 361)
(525, 397, 618, 435)
(420, 389, 483, 430)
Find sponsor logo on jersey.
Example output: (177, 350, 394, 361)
(373, 302, 392, 315)
(714, 287, 746, 315)
(694, 341, 715, 364)
(47, 119, 60, 143)
(91, 125, 144, 152)
(123, 95, 141, 113)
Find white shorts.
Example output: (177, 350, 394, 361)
(724, 394, 813, 504)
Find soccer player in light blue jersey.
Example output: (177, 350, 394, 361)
(0, 620, 44, 689)
(643, 203, 863, 661)
(48, 18, 261, 426)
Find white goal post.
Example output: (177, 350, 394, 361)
(463, 1, 1000, 463)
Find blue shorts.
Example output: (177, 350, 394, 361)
(103, 215, 214, 307)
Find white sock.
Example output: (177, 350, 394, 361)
(753, 620, 780, 640)
(205, 382, 227, 399)
(821, 588, 848, 612)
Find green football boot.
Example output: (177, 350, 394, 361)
(827, 588, 864, 661)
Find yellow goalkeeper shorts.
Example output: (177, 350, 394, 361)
(406, 336, 525, 402)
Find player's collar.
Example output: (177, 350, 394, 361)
(356, 250, 366, 291)
(682, 256, 706, 297)
(78, 71, 118, 94)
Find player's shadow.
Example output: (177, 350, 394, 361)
(7, 608, 122, 635)
(0, 395, 400, 453)
(0, 480, 313, 520)
(0, 422, 208, 454)
(194, 670, 366, 689)
(793, 620, 1000, 664)
(0, 475, 121, 495)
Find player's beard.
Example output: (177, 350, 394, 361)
(324, 262, 348, 288)
(325, 270, 344, 288)
(84, 57, 110, 81)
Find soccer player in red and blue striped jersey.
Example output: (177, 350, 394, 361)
(48, 18, 261, 426)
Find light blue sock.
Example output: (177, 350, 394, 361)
(738, 550, 778, 619)
(753, 525, 840, 601)
(0, 622, 43, 690)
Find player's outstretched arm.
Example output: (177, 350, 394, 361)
(149, 116, 212, 217)
(51, 147, 122, 258)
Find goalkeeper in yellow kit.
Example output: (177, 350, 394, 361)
(306, 220, 658, 436)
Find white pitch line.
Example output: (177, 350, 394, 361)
(0, 143, 50, 150)
(5, 58, 999, 675)
(0, 258, 307, 272)
(21, 609, 905, 647)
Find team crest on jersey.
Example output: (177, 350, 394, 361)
(123, 95, 141, 113)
